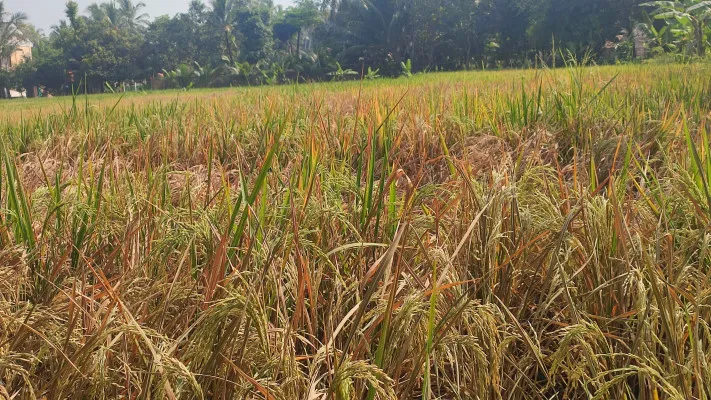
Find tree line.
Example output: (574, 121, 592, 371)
(1, 0, 710, 95)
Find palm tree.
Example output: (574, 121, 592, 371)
(319, 0, 339, 21)
(87, 1, 148, 32)
(0, 0, 28, 69)
(330, 0, 409, 66)
(87, 2, 122, 26)
(211, 0, 241, 64)
(65, 1, 84, 30)
(117, 0, 150, 32)
(283, 0, 322, 57)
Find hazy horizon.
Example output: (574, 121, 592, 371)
(5, 0, 294, 33)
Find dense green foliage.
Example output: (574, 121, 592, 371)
(0, 1, 28, 90)
(1, 0, 711, 92)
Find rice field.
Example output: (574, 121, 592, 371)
(1, 63, 711, 399)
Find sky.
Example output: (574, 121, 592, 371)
(5, 0, 294, 33)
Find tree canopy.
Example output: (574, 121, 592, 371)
(1, 0, 709, 94)
(0, 1, 28, 67)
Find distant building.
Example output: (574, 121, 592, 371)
(0, 24, 33, 70)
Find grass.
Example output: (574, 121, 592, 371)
(1, 62, 710, 399)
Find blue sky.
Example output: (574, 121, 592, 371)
(5, 0, 294, 33)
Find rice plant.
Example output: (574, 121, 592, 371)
(1, 63, 711, 399)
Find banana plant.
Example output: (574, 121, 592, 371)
(327, 62, 358, 81)
(400, 58, 412, 78)
(162, 64, 195, 89)
(365, 66, 380, 80)
(637, 13, 678, 53)
(192, 61, 219, 87)
(641, 0, 711, 56)
(216, 56, 257, 85)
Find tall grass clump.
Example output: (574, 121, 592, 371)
(1, 63, 711, 399)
